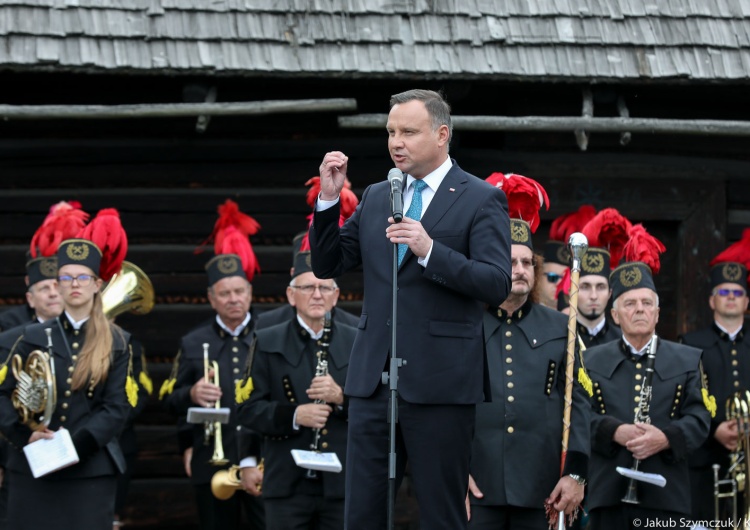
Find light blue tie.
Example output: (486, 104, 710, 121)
(397, 179, 427, 265)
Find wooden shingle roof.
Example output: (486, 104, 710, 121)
(1, 0, 749, 81)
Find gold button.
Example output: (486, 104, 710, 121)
(233, 368, 240, 374)
(506, 357, 512, 364)
(635, 385, 641, 391)
(506, 319, 512, 325)
(733, 371, 739, 376)
(597, 396, 603, 401)
(507, 382, 514, 389)
(635, 363, 642, 369)
(66, 378, 72, 384)
(677, 385, 682, 389)
(62, 403, 69, 409)
(71, 355, 78, 361)
(73, 330, 79, 336)
(232, 347, 239, 353)
(65, 390, 71, 397)
(676, 391, 681, 396)
(596, 389, 602, 394)
(506, 370, 513, 376)
(635, 374, 642, 380)
(732, 349, 738, 355)
(507, 426, 514, 433)
(287, 391, 293, 396)
(60, 416, 66, 422)
(321, 442, 329, 449)
(736, 381, 741, 387)
(233, 336, 239, 342)
(634, 396, 640, 402)
(733, 360, 738, 366)
(290, 398, 296, 403)
(674, 399, 680, 404)
(505, 331, 512, 337)
(505, 344, 512, 351)
(72, 342, 79, 349)
(322, 429, 328, 435)
(507, 396, 514, 402)
(634, 407, 639, 414)
(68, 366, 74, 373)
(232, 357, 239, 363)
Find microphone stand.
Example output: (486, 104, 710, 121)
(382, 233, 404, 530)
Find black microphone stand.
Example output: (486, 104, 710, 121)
(382, 233, 404, 530)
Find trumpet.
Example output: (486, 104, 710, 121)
(621, 334, 658, 505)
(203, 342, 229, 466)
(714, 390, 750, 524)
(12, 328, 56, 431)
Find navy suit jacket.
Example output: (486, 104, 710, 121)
(310, 161, 511, 404)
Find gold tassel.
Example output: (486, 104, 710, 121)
(126, 375, 139, 407)
(159, 378, 176, 400)
(577, 367, 593, 397)
(139, 371, 154, 396)
(0, 364, 7, 386)
(235, 377, 254, 404)
(702, 388, 717, 418)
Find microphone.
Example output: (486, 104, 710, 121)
(388, 168, 404, 222)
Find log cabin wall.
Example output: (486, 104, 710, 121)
(0, 74, 748, 528)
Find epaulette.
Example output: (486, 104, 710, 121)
(235, 335, 257, 404)
(159, 349, 181, 400)
(125, 344, 138, 408)
(576, 334, 593, 397)
(699, 360, 717, 418)
(139, 349, 153, 396)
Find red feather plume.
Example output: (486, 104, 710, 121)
(78, 208, 128, 282)
(710, 228, 750, 269)
(206, 199, 261, 253)
(485, 172, 549, 233)
(555, 267, 572, 299)
(581, 208, 633, 268)
(300, 176, 359, 252)
(215, 226, 260, 282)
(549, 205, 597, 242)
(30, 201, 90, 258)
(622, 224, 666, 275)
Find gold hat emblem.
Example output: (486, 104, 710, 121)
(217, 257, 239, 274)
(511, 221, 529, 243)
(305, 254, 312, 268)
(556, 246, 570, 265)
(40, 258, 57, 278)
(722, 263, 743, 282)
(619, 266, 642, 288)
(66, 243, 89, 261)
(583, 253, 605, 274)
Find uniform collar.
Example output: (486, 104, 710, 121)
(215, 313, 251, 337)
(713, 321, 744, 342)
(495, 298, 533, 322)
(63, 310, 89, 330)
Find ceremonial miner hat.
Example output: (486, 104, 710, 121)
(485, 172, 549, 250)
(26, 256, 58, 286)
(545, 205, 597, 266)
(709, 228, 750, 289)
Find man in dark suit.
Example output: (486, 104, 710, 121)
(238, 250, 356, 529)
(585, 262, 711, 529)
(309, 89, 512, 530)
(682, 257, 750, 522)
(577, 247, 621, 349)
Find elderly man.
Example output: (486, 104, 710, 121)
(238, 250, 356, 530)
(585, 261, 711, 530)
(681, 245, 750, 522)
(164, 253, 264, 530)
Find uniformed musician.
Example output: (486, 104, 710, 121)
(466, 217, 590, 529)
(237, 250, 355, 530)
(576, 247, 622, 349)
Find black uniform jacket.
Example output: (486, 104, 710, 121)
(578, 320, 622, 349)
(471, 302, 590, 508)
(165, 317, 255, 484)
(0, 316, 131, 479)
(237, 319, 356, 499)
(0, 305, 34, 333)
(681, 324, 749, 469)
(586, 339, 710, 513)
(310, 161, 511, 404)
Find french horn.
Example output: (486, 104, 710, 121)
(12, 328, 56, 431)
(102, 261, 155, 318)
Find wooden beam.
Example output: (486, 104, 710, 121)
(0, 98, 357, 120)
(339, 114, 750, 137)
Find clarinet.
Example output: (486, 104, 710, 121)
(622, 334, 658, 504)
(307, 311, 332, 479)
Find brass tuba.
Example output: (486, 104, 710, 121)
(102, 261, 155, 318)
(12, 328, 56, 431)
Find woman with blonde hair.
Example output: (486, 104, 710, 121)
(0, 227, 132, 529)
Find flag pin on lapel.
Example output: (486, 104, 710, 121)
(449, 187, 455, 192)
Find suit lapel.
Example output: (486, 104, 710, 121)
(399, 163, 468, 268)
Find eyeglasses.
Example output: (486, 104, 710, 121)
(58, 274, 94, 286)
(544, 272, 563, 283)
(713, 288, 746, 297)
(290, 284, 337, 295)
(510, 258, 535, 270)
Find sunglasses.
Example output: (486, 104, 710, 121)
(544, 272, 563, 283)
(713, 289, 746, 297)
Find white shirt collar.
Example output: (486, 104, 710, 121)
(715, 321, 742, 341)
(64, 311, 90, 330)
(622, 335, 655, 357)
(583, 318, 607, 337)
(216, 313, 251, 337)
(296, 314, 324, 340)
(405, 156, 452, 194)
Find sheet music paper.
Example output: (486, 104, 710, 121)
(291, 449, 343, 473)
(616, 466, 667, 487)
(187, 407, 230, 424)
(23, 429, 80, 478)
